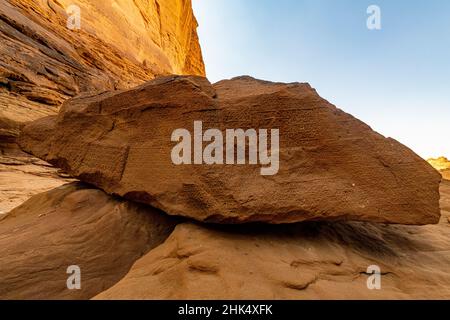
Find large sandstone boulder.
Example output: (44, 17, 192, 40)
(0, 182, 177, 299)
(0, 0, 204, 149)
(95, 181, 450, 299)
(19, 75, 441, 225)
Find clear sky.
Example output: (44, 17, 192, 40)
(192, 0, 450, 159)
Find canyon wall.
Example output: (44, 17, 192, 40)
(0, 0, 205, 150)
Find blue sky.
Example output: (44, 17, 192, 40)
(192, 0, 450, 159)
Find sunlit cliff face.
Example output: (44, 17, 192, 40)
(52, 0, 206, 75)
(427, 157, 450, 172)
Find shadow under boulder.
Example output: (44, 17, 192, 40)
(0, 182, 178, 299)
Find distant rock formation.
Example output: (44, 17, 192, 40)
(0, 0, 205, 151)
(428, 157, 450, 180)
(19, 75, 441, 225)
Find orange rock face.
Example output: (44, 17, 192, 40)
(0, 0, 205, 148)
(19, 75, 441, 225)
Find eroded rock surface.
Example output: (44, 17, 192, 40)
(95, 181, 450, 300)
(20, 75, 441, 225)
(0, 182, 177, 299)
(0, 0, 205, 144)
(0, 151, 73, 214)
